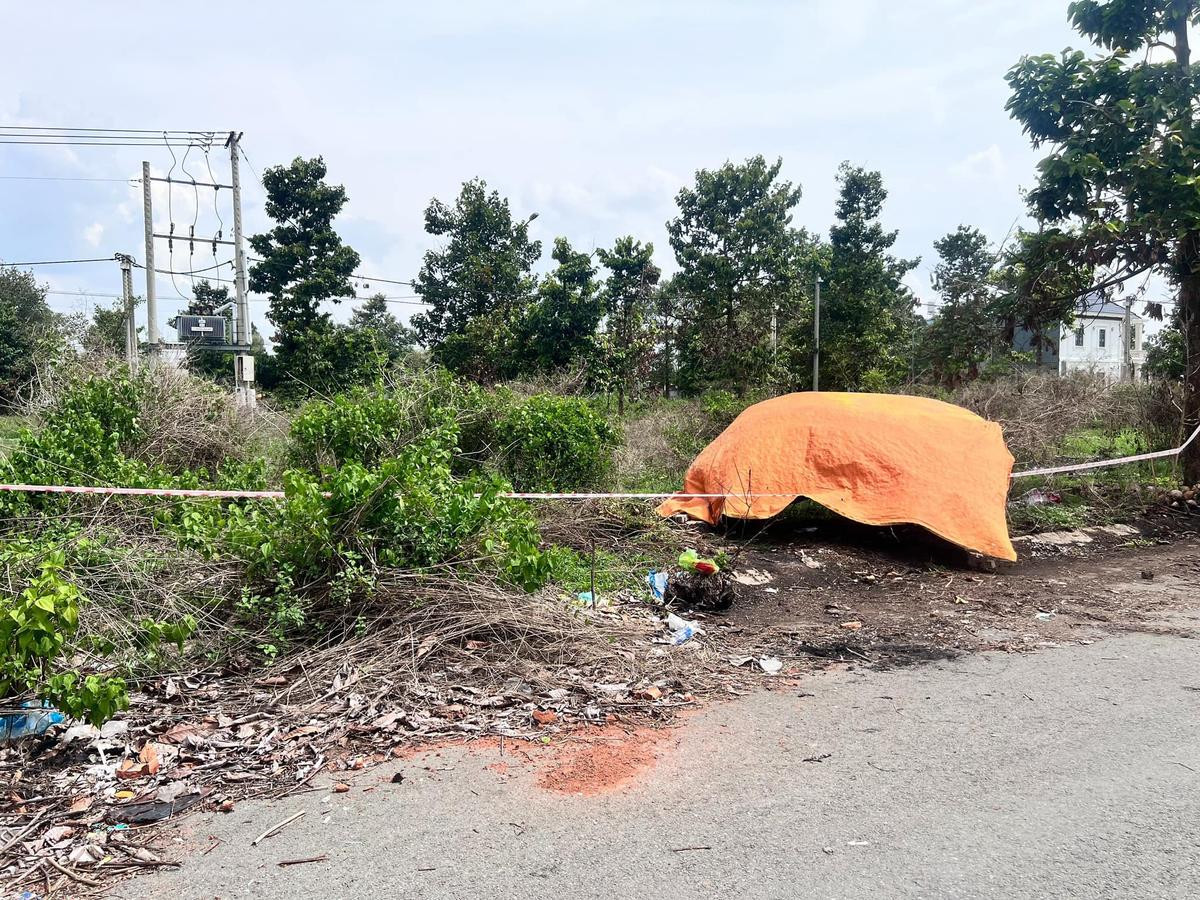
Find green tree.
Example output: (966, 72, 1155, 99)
(667, 156, 807, 390)
(1006, 0, 1200, 474)
(922, 226, 1002, 385)
(595, 236, 660, 412)
(248, 157, 361, 392)
(992, 228, 1094, 367)
(411, 178, 540, 379)
(521, 238, 602, 373)
(349, 293, 416, 364)
(1145, 310, 1185, 379)
(820, 163, 919, 390)
(0, 268, 62, 405)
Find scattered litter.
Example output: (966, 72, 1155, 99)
(840, 621, 863, 631)
(799, 551, 824, 570)
(0, 701, 65, 743)
(678, 548, 720, 575)
(803, 753, 831, 763)
(847, 840, 870, 847)
(1033, 612, 1055, 621)
(1021, 488, 1061, 506)
(666, 613, 703, 645)
(646, 570, 669, 601)
(758, 657, 783, 675)
(733, 568, 773, 586)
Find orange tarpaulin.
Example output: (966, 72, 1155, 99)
(656, 392, 1017, 561)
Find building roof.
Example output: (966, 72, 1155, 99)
(1078, 294, 1142, 321)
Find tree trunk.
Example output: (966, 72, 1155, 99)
(1181, 270, 1200, 482)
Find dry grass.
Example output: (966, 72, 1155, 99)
(915, 371, 1184, 466)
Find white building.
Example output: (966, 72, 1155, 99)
(1014, 298, 1146, 380)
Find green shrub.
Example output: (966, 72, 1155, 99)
(0, 553, 128, 726)
(491, 393, 618, 491)
(222, 423, 554, 644)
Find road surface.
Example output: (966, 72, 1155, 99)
(127, 620, 1200, 900)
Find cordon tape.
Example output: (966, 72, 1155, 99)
(0, 423, 1196, 503)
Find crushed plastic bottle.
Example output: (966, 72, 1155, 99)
(1, 701, 65, 744)
(666, 612, 703, 645)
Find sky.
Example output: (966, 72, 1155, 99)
(0, 0, 1144, 342)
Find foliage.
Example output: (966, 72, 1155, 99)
(249, 157, 362, 394)
(220, 427, 553, 643)
(521, 238, 603, 373)
(922, 226, 1004, 385)
(0, 553, 128, 726)
(349, 293, 416, 364)
(1006, 0, 1200, 477)
(667, 156, 813, 391)
(490, 393, 619, 491)
(819, 162, 919, 390)
(594, 236, 661, 412)
(1, 367, 150, 493)
(0, 268, 65, 408)
(411, 178, 541, 378)
(1145, 313, 1185, 380)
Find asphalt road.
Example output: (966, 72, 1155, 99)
(127, 622, 1200, 900)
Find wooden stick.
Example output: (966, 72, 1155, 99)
(251, 810, 306, 846)
(47, 858, 101, 888)
(278, 854, 328, 867)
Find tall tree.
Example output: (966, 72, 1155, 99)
(521, 238, 602, 373)
(1006, 0, 1200, 475)
(992, 228, 1094, 366)
(0, 267, 62, 405)
(667, 156, 805, 389)
(923, 226, 1002, 384)
(248, 157, 361, 390)
(411, 178, 540, 378)
(820, 163, 919, 390)
(349, 293, 416, 364)
(596, 236, 661, 412)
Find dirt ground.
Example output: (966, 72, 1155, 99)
(5, 514, 1199, 895)
(689, 514, 1200, 670)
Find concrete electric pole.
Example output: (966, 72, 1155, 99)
(226, 131, 256, 408)
(1122, 298, 1133, 382)
(141, 161, 159, 359)
(116, 253, 137, 374)
(812, 274, 823, 391)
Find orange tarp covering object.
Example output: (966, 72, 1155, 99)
(655, 392, 1017, 561)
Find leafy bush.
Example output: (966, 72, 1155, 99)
(0, 553, 128, 726)
(490, 393, 618, 491)
(221, 421, 554, 645)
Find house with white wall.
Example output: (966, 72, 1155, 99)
(1014, 297, 1145, 380)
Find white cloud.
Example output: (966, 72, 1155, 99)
(950, 145, 1007, 182)
(82, 222, 104, 247)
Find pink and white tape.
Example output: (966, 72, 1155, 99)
(1, 422, 1196, 502)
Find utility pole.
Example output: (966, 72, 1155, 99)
(1122, 297, 1133, 382)
(771, 301, 779, 364)
(116, 253, 137, 374)
(227, 131, 256, 408)
(141, 161, 159, 359)
(812, 274, 823, 391)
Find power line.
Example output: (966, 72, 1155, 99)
(0, 175, 141, 183)
(0, 126, 219, 134)
(0, 257, 115, 267)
